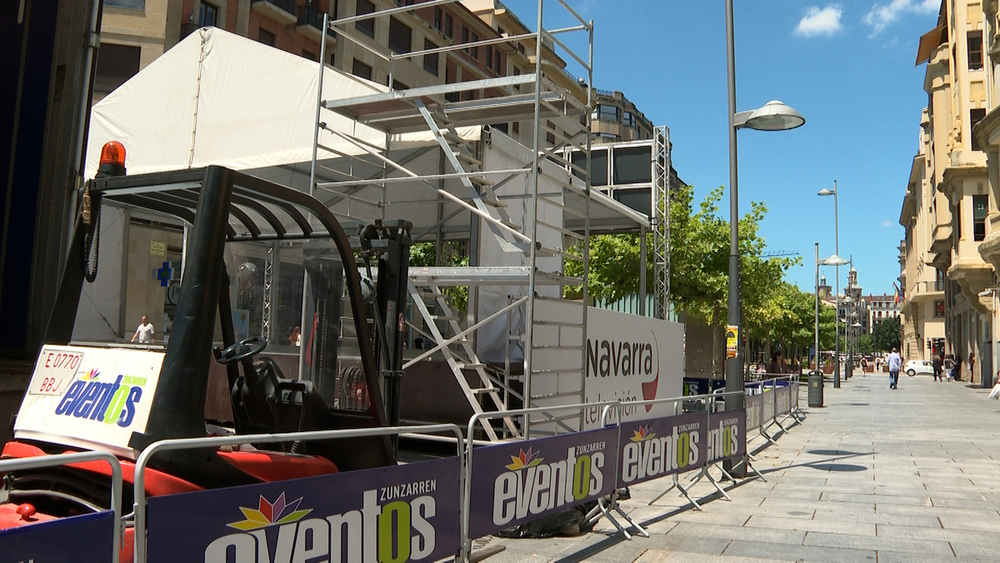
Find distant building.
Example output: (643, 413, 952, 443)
(590, 89, 655, 144)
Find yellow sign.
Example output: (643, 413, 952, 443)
(150, 241, 166, 257)
(725, 325, 738, 359)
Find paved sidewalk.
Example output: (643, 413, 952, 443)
(478, 373, 1000, 562)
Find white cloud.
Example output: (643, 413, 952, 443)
(880, 220, 895, 227)
(863, 0, 940, 36)
(795, 5, 843, 37)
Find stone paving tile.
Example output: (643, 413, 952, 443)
(876, 551, 959, 563)
(636, 549, 784, 563)
(743, 514, 875, 536)
(949, 540, 1000, 561)
(665, 521, 806, 545)
(801, 530, 955, 556)
(875, 522, 993, 544)
(812, 509, 940, 528)
(630, 537, 735, 561)
(722, 539, 876, 563)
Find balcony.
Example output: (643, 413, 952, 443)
(251, 0, 297, 26)
(297, 6, 337, 45)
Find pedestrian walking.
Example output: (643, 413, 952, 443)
(860, 356, 868, 377)
(954, 354, 963, 382)
(945, 355, 955, 381)
(887, 347, 902, 389)
(933, 352, 943, 382)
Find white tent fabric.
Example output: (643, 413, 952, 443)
(85, 27, 477, 177)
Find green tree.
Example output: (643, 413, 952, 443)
(409, 241, 469, 315)
(567, 184, 798, 373)
(872, 316, 901, 352)
(856, 333, 874, 355)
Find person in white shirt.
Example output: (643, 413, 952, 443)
(131, 315, 155, 344)
(887, 347, 902, 390)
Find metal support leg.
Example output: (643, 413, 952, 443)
(648, 473, 702, 511)
(587, 491, 649, 540)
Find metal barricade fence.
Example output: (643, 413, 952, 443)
(463, 402, 619, 557)
(744, 374, 802, 445)
(132, 424, 463, 563)
(0, 451, 123, 563)
(72, 388, 810, 562)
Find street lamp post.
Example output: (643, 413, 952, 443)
(724, 0, 805, 424)
(818, 182, 840, 387)
(815, 243, 848, 384)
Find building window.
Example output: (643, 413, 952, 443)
(471, 32, 479, 60)
(494, 51, 501, 74)
(972, 107, 987, 151)
(444, 13, 453, 38)
(258, 28, 276, 46)
(486, 45, 494, 71)
(392, 79, 409, 90)
(199, 1, 218, 26)
(356, 0, 375, 38)
(623, 111, 636, 128)
(433, 7, 442, 32)
(94, 43, 141, 93)
(592, 104, 620, 122)
(302, 49, 317, 61)
(935, 300, 945, 317)
(330, 53, 336, 66)
(445, 64, 459, 102)
(462, 27, 469, 52)
(352, 59, 373, 81)
(974, 194, 988, 241)
(423, 39, 439, 75)
(105, 0, 145, 7)
(388, 17, 411, 54)
(968, 30, 983, 70)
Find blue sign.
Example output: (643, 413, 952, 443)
(0, 510, 115, 562)
(468, 426, 618, 539)
(157, 261, 173, 287)
(146, 457, 461, 563)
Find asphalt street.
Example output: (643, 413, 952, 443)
(476, 371, 1000, 562)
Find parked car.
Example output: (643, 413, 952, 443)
(904, 360, 935, 376)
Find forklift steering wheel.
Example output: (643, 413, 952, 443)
(216, 337, 268, 365)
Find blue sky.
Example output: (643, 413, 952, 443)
(503, 0, 941, 297)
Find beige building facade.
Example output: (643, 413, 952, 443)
(904, 0, 993, 383)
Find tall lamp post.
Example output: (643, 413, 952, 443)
(815, 243, 848, 379)
(818, 182, 840, 387)
(724, 0, 805, 418)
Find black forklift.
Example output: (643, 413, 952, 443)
(0, 148, 414, 554)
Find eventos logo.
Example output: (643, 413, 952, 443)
(205, 488, 439, 563)
(491, 444, 605, 528)
(54, 369, 145, 428)
(620, 422, 700, 484)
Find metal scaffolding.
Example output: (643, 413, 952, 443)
(307, 0, 650, 439)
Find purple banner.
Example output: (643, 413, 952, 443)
(0, 511, 114, 562)
(146, 457, 460, 563)
(706, 409, 747, 463)
(468, 427, 618, 539)
(617, 412, 704, 487)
